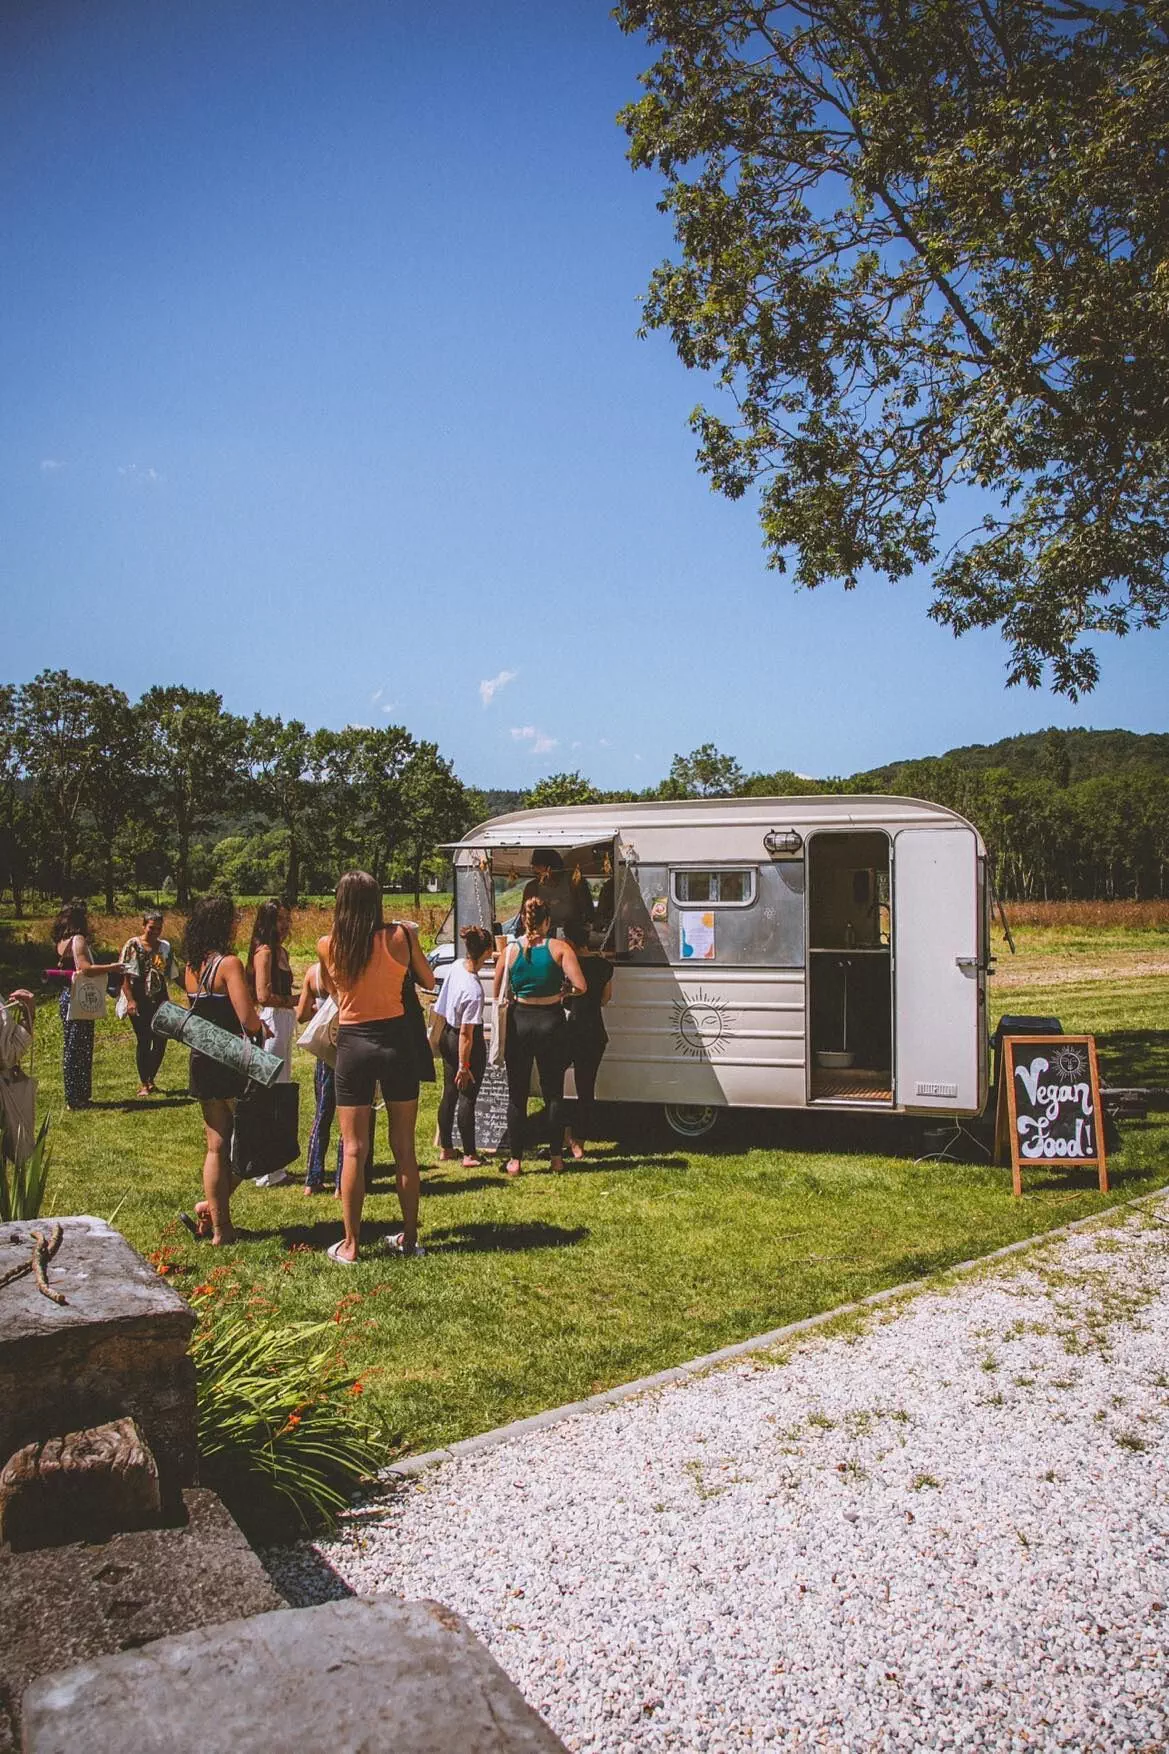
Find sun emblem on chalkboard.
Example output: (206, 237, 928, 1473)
(671, 990, 734, 1057)
(1054, 1044, 1087, 1081)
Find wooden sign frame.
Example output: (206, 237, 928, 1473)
(994, 1034, 1107, 1197)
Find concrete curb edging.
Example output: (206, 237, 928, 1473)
(384, 1183, 1169, 1483)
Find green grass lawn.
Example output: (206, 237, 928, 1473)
(20, 958, 1168, 1459)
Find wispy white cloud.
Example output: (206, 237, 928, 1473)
(480, 668, 518, 707)
(380, 703, 398, 716)
(40, 458, 65, 473)
(370, 688, 383, 704)
(118, 463, 163, 484)
(510, 725, 558, 757)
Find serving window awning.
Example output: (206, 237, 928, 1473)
(441, 824, 623, 854)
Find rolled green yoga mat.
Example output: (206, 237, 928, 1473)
(151, 1000, 284, 1087)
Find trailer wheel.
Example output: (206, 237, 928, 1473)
(662, 1103, 722, 1141)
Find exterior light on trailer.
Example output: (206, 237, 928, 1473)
(764, 828, 804, 857)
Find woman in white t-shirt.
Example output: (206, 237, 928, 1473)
(434, 925, 493, 1167)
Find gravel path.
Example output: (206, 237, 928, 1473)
(268, 1201, 1169, 1752)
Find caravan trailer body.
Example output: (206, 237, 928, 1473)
(449, 796, 991, 1133)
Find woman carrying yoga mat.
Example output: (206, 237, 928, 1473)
(180, 895, 271, 1246)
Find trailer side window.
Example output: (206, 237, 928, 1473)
(616, 860, 804, 966)
(672, 868, 756, 907)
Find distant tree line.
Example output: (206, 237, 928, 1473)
(0, 673, 471, 914)
(3, 676, 1165, 911)
(524, 731, 1169, 903)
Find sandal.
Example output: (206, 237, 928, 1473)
(381, 1232, 426, 1258)
(326, 1239, 359, 1265)
(505, 1159, 522, 1177)
(178, 1206, 213, 1241)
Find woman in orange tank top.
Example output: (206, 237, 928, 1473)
(317, 871, 435, 1264)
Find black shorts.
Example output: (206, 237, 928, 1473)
(334, 1016, 420, 1107)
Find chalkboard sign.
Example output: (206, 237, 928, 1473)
(996, 1035, 1108, 1197)
(451, 1060, 510, 1155)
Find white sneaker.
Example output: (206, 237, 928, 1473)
(253, 1169, 292, 1188)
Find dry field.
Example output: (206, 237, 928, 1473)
(991, 898, 1169, 989)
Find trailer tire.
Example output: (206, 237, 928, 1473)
(662, 1102, 723, 1142)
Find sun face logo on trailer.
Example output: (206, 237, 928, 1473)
(671, 990, 733, 1058)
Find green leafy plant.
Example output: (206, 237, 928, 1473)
(0, 1115, 52, 1222)
(190, 1285, 387, 1542)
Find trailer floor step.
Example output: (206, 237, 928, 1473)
(810, 1070, 893, 1102)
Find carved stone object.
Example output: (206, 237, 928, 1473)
(0, 1417, 160, 1552)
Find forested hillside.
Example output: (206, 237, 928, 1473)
(863, 729, 1169, 788)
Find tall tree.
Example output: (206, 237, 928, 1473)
(399, 742, 472, 905)
(85, 688, 144, 912)
(0, 685, 33, 916)
(525, 771, 603, 809)
(332, 725, 417, 887)
(15, 671, 130, 895)
(619, 1, 1169, 695)
(246, 715, 319, 904)
(663, 743, 746, 797)
(138, 686, 248, 906)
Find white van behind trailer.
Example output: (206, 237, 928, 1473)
(447, 795, 991, 1138)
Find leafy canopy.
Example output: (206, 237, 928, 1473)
(617, 0, 1169, 695)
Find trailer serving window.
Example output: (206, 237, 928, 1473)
(671, 868, 756, 907)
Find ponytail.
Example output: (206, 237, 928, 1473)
(520, 897, 550, 958)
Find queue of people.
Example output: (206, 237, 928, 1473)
(41, 848, 614, 1259)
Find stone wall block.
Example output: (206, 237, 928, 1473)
(21, 1595, 569, 1753)
(0, 1219, 197, 1518)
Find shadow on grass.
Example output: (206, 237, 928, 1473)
(102, 1096, 195, 1113)
(1095, 1029, 1169, 1088)
(423, 1220, 590, 1254)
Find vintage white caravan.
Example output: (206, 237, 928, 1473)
(447, 796, 991, 1138)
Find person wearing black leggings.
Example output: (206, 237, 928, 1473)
(494, 898, 585, 1177)
(435, 925, 493, 1167)
(562, 923, 614, 1159)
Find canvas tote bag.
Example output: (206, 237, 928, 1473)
(68, 971, 108, 1022)
(488, 944, 515, 1068)
(297, 993, 339, 1067)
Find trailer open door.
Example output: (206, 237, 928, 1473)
(893, 825, 982, 1112)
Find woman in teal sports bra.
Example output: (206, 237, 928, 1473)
(494, 897, 585, 1176)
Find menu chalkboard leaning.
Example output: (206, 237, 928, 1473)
(994, 1034, 1107, 1198)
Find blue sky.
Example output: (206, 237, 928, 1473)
(2, 0, 1165, 790)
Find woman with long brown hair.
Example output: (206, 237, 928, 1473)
(493, 896, 585, 1177)
(180, 895, 269, 1246)
(317, 872, 435, 1264)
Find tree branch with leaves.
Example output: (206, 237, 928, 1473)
(618, 0, 1169, 694)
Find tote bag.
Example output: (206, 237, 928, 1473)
(297, 994, 338, 1067)
(68, 972, 108, 1022)
(488, 946, 515, 1069)
(231, 1081, 300, 1180)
